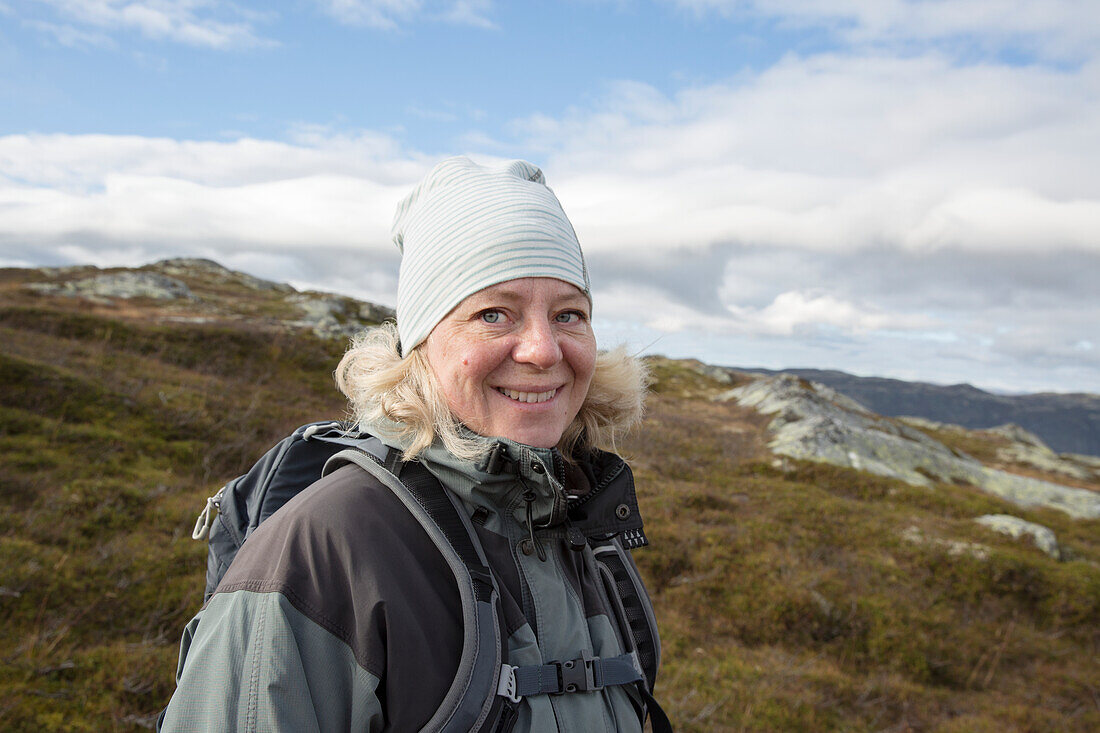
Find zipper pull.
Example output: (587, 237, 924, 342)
(564, 520, 587, 552)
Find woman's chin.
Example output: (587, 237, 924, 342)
(476, 416, 565, 449)
(495, 427, 562, 449)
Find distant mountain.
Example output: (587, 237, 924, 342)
(741, 368, 1100, 457)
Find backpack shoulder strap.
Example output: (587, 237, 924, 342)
(591, 537, 662, 691)
(325, 448, 507, 733)
(591, 536, 671, 731)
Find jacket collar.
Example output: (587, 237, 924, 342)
(365, 417, 647, 544)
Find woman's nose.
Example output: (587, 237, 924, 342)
(512, 318, 563, 368)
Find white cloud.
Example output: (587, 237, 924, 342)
(517, 54, 1100, 259)
(596, 281, 936, 339)
(316, 0, 420, 29)
(0, 131, 427, 190)
(316, 0, 495, 29)
(22, 19, 117, 48)
(668, 0, 1100, 60)
(3, 31, 1098, 390)
(25, 0, 271, 48)
(438, 0, 495, 29)
(738, 290, 935, 336)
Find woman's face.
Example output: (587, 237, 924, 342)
(423, 277, 597, 449)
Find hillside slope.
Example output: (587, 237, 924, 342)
(1, 261, 1098, 731)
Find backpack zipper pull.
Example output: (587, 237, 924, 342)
(192, 486, 225, 540)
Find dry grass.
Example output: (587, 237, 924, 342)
(624, 377, 1100, 732)
(1, 280, 1098, 731)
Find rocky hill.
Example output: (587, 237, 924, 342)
(714, 372, 1099, 563)
(13, 257, 395, 341)
(744, 367, 1100, 457)
(2, 260, 1098, 731)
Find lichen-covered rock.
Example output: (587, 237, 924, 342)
(901, 525, 990, 560)
(985, 423, 1098, 482)
(974, 514, 1060, 559)
(986, 423, 1047, 449)
(897, 416, 950, 432)
(26, 271, 194, 301)
(287, 294, 395, 341)
(151, 258, 295, 293)
(358, 302, 396, 324)
(722, 374, 1100, 520)
(683, 361, 736, 385)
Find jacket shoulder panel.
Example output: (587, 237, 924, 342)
(161, 589, 383, 731)
(212, 463, 464, 724)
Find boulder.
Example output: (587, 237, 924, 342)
(974, 514, 1060, 559)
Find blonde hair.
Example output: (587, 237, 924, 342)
(335, 321, 647, 461)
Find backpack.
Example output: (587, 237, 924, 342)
(188, 421, 671, 732)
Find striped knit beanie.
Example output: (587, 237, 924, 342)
(392, 156, 590, 352)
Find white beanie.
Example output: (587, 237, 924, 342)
(392, 156, 590, 353)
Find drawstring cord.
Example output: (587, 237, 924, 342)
(514, 451, 566, 563)
(517, 473, 547, 559)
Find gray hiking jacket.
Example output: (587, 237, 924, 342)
(160, 431, 659, 732)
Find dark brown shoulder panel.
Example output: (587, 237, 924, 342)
(215, 463, 463, 728)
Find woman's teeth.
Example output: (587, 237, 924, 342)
(497, 387, 556, 404)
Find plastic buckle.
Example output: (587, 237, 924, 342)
(496, 664, 521, 704)
(555, 652, 598, 694)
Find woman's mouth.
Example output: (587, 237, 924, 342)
(496, 387, 557, 404)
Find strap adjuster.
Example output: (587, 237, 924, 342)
(497, 664, 521, 703)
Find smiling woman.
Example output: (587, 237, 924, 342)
(160, 157, 666, 732)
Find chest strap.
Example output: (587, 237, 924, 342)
(496, 652, 641, 702)
(497, 653, 674, 732)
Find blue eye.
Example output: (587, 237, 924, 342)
(555, 311, 585, 324)
(481, 311, 502, 324)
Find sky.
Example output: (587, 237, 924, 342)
(1, 0, 1098, 395)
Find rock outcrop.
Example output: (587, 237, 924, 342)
(986, 423, 1099, 482)
(745, 367, 1100, 457)
(149, 258, 295, 293)
(26, 271, 194, 301)
(721, 374, 1100, 520)
(287, 293, 395, 340)
(898, 418, 1100, 483)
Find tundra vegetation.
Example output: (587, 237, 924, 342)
(1, 263, 1098, 731)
